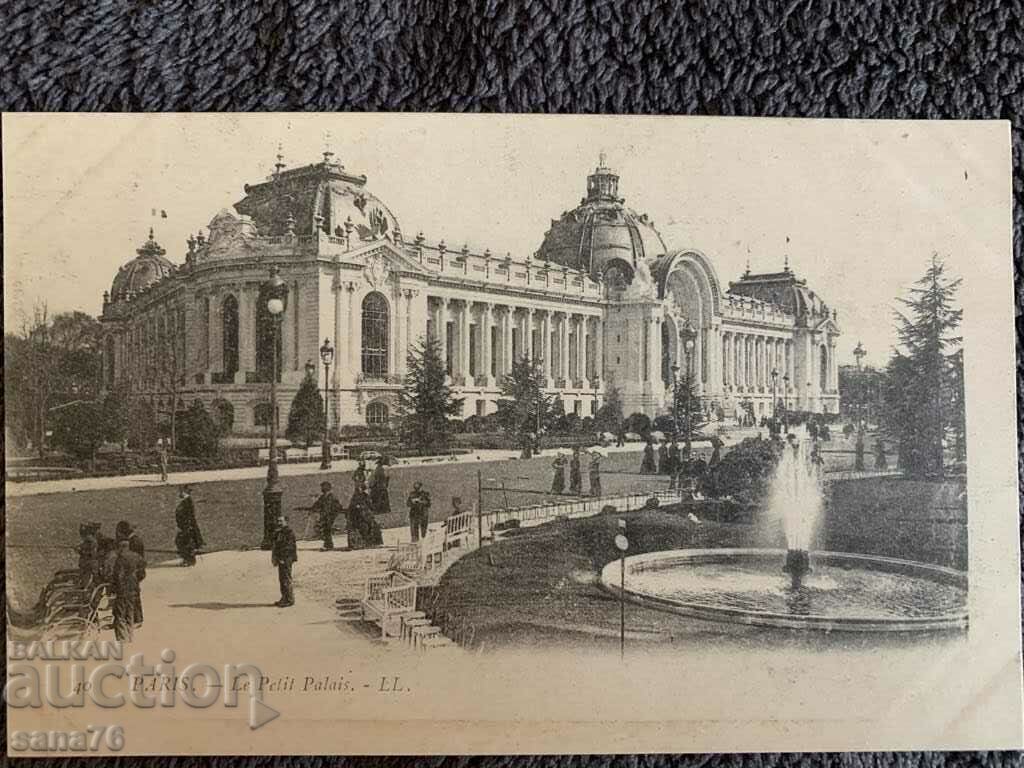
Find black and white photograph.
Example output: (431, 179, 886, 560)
(3, 113, 1020, 755)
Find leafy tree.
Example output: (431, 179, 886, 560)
(704, 437, 782, 503)
(127, 398, 158, 450)
(210, 398, 235, 435)
(652, 415, 676, 434)
(286, 371, 324, 447)
(101, 388, 129, 448)
(496, 356, 555, 445)
(175, 400, 221, 458)
(50, 401, 112, 462)
(397, 337, 463, 450)
(624, 412, 651, 436)
(881, 255, 963, 478)
(594, 385, 624, 434)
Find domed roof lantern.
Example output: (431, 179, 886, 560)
(586, 151, 621, 202)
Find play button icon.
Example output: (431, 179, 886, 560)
(249, 698, 280, 730)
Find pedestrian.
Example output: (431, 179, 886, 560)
(368, 459, 391, 515)
(657, 440, 669, 474)
(115, 521, 146, 628)
(174, 486, 204, 567)
(311, 481, 343, 551)
(640, 439, 656, 474)
(353, 459, 367, 491)
(589, 453, 603, 497)
(668, 440, 681, 485)
(569, 448, 582, 495)
(616, 427, 625, 447)
(77, 523, 101, 587)
(159, 442, 169, 483)
(111, 539, 146, 641)
(875, 439, 888, 470)
(407, 481, 431, 542)
(271, 514, 297, 607)
(551, 454, 566, 494)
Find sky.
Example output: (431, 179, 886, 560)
(3, 114, 1011, 368)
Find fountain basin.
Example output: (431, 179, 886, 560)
(600, 548, 968, 633)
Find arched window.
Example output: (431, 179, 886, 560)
(366, 401, 389, 426)
(255, 291, 282, 383)
(819, 344, 828, 391)
(361, 292, 389, 378)
(222, 295, 239, 378)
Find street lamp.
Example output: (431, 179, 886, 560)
(260, 266, 288, 550)
(770, 368, 779, 422)
(680, 323, 698, 462)
(319, 338, 334, 470)
(671, 363, 681, 437)
(782, 373, 790, 430)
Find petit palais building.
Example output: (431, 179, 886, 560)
(99, 151, 841, 435)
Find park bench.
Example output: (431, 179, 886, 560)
(362, 571, 418, 639)
(443, 509, 476, 552)
(284, 447, 307, 463)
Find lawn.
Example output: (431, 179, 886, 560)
(6, 449, 662, 609)
(430, 476, 968, 652)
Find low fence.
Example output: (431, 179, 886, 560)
(477, 489, 687, 540)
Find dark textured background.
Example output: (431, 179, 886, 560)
(1, 0, 1022, 766)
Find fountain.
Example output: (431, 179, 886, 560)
(600, 431, 968, 632)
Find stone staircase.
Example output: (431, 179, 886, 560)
(334, 595, 458, 653)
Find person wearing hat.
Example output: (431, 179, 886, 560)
(271, 514, 297, 607)
(406, 481, 431, 542)
(116, 520, 145, 560)
(311, 481, 343, 551)
(111, 537, 146, 640)
(174, 486, 204, 567)
(588, 452, 603, 497)
(77, 523, 101, 587)
(569, 447, 582, 495)
(368, 458, 391, 516)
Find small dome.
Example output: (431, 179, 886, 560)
(536, 155, 666, 280)
(727, 268, 829, 318)
(110, 229, 175, 299)
(234, 153, 401, 242)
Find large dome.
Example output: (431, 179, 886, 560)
(110, 229, 176, 299)
(536, 155, 667, 281)
(234, 152, 402, 242)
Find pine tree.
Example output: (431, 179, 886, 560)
(397, 337, 463, 450)
(882, 254, 963, 478)
(672, 369, 708, 441)
(496, 356, 554, 446)
(594, 384, 624, 434)
(286, 371, 324, 447)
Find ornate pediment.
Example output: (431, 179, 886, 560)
(344, 241, 430, 287)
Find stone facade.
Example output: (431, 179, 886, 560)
(100, 153, 839, 434)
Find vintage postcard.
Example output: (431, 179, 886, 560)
(3, 113, 1021, 755)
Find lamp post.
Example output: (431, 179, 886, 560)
(260, 266, 288, 550)
(319, 338, 334, 470)
(770, 368, 779, 423)
(535, 357, 544, 457)
(671, 363, 681, 437)
(782, 373, 790, 431)
(681, 323, 698, 462)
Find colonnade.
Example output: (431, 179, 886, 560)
(429, 297, 602, 389)
(721, 331, 794, 396)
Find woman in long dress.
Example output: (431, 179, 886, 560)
(640, 439, 657, 474)
(174, 486, 204, 566)
(589, 454, 603, 497)
(368, 460, 391, 516)
(551, 455, 566, 494)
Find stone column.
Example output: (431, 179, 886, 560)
(460, 301, 471, 383)
(594, 316, 603, 384)
(348, 284, 358, 375)
(502, 307, 513, 378)
(238, 285, 255, 380)
(207, 293, 219, 377)
(438, 297, 450, 379)
(526, 308, 535, 360)
(542, 311, 552, 384)
(333, 280, 345, 389)
(480, 302, 493, 386)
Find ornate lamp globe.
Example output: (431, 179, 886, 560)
(320, 338, 335, 366)
(267, 297, 284, 315)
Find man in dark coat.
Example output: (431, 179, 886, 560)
(353, 460, 367, 491)
(569, 448, 582, 495)
(406, 481, 431, 542)
(640, 439, 657, 474)
(174, 486, 204, 566)
(271, 515, 297, 607)
(657, 441, 669, 474)
(111, 539, 146, 641)
(77, 523, 101, 586)
(116, 521, 145, 624)
(368, 460, 391, 515)
(311, 481, 343, 551)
